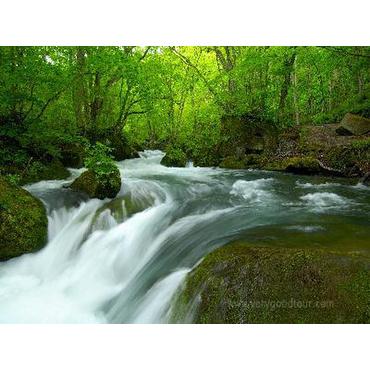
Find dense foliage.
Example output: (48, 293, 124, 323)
(84, 142, 117, 180)
(0, 46, 369, 176)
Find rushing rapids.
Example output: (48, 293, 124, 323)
(0, 150, 369, 323)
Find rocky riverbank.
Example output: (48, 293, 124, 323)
(217, 113, 370, 181)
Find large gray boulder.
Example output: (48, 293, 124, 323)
(336, 113, 370, 136)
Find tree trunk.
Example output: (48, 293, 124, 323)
(73, 47, 88, 135)
(278, 51, 297, 123)
(292, 57, 300, 125)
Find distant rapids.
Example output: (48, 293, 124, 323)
(0, 150, 369, 323)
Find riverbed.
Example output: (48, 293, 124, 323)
(0, 150, 369, 323)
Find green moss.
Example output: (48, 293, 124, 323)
(351, 138, 370, 151)
(0, 176, 48, 261)
(161, 147, 187, 167)
(191, 149, 220, 167)
(70, 167, 121, 199)
(21, 159, 70, 185)
(261, 158, 287, 171)
(172, 242, 370, 324)
(284, 156, 321, 175)
(324, 144, 370, 175)
(262, 156, 323, 174)
(219, 156, 247, 169)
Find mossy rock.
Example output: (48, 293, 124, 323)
(0, 176, 48, 261)
(284, 156, 322, 175)
(94, 193, 155, 224)
(219, 156, 247, 169)
(336, 113, 370, 136)
(172, 242, 370, 323)
(161, 147, 187, 167)
(70, 167, 121, 200)
(21, 159, 70, 185)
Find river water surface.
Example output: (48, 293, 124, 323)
(0, 150, 369, 323)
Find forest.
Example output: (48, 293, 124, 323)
(1, 46, 369, 184)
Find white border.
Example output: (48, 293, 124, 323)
(0, 325, 369, 369)
(0, 0, 369, 368)
(0, 0, 369, 45)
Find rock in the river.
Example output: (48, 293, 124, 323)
(360, 172, 370, 186)
(261, 156, 323, 175)
(70, 167, 121, 199)
(0, 176, 48, 261)
(336, 113, 370, 136)
(161, 147, 187, 167)
(284, 156, 322, 175)
(172, 242, 370, 323)
(94, 193, 156, 225)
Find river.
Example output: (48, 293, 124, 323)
(0, 150, 369, 323)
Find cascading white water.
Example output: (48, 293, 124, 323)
(0, 150, 369, 323)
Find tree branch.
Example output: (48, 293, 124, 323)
(139, 47, 151, 61)
(169, 47, 221, 104)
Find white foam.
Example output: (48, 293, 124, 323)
(296, 180, 341, 189)
(132, 269, 190, 324)
(230, 178, 274, 203)
(300, 192, 350, 212)
(286, 225, 325, 232)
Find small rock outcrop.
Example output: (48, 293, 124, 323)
(284, 156, 322, 175)
(336, 113, 370, 136)
(360, 172, 370, 186)
(70, 167, 121, 200)
(0, 176, 48, 261)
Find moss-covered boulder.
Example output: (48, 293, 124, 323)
(336, 113, 370, 136)
(70, 167, 121, 200)
(284, 156, 322, 175)
(0, 176, 48, 261)
(94, 193, 155, 224)
(172, 242, 370, 323)
(161, 147, 187, 167)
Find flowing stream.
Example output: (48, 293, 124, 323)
(0, 150, 369, 323)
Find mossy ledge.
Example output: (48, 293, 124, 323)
(172, 242, 370, 323)
(0, 176, 48, 261)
